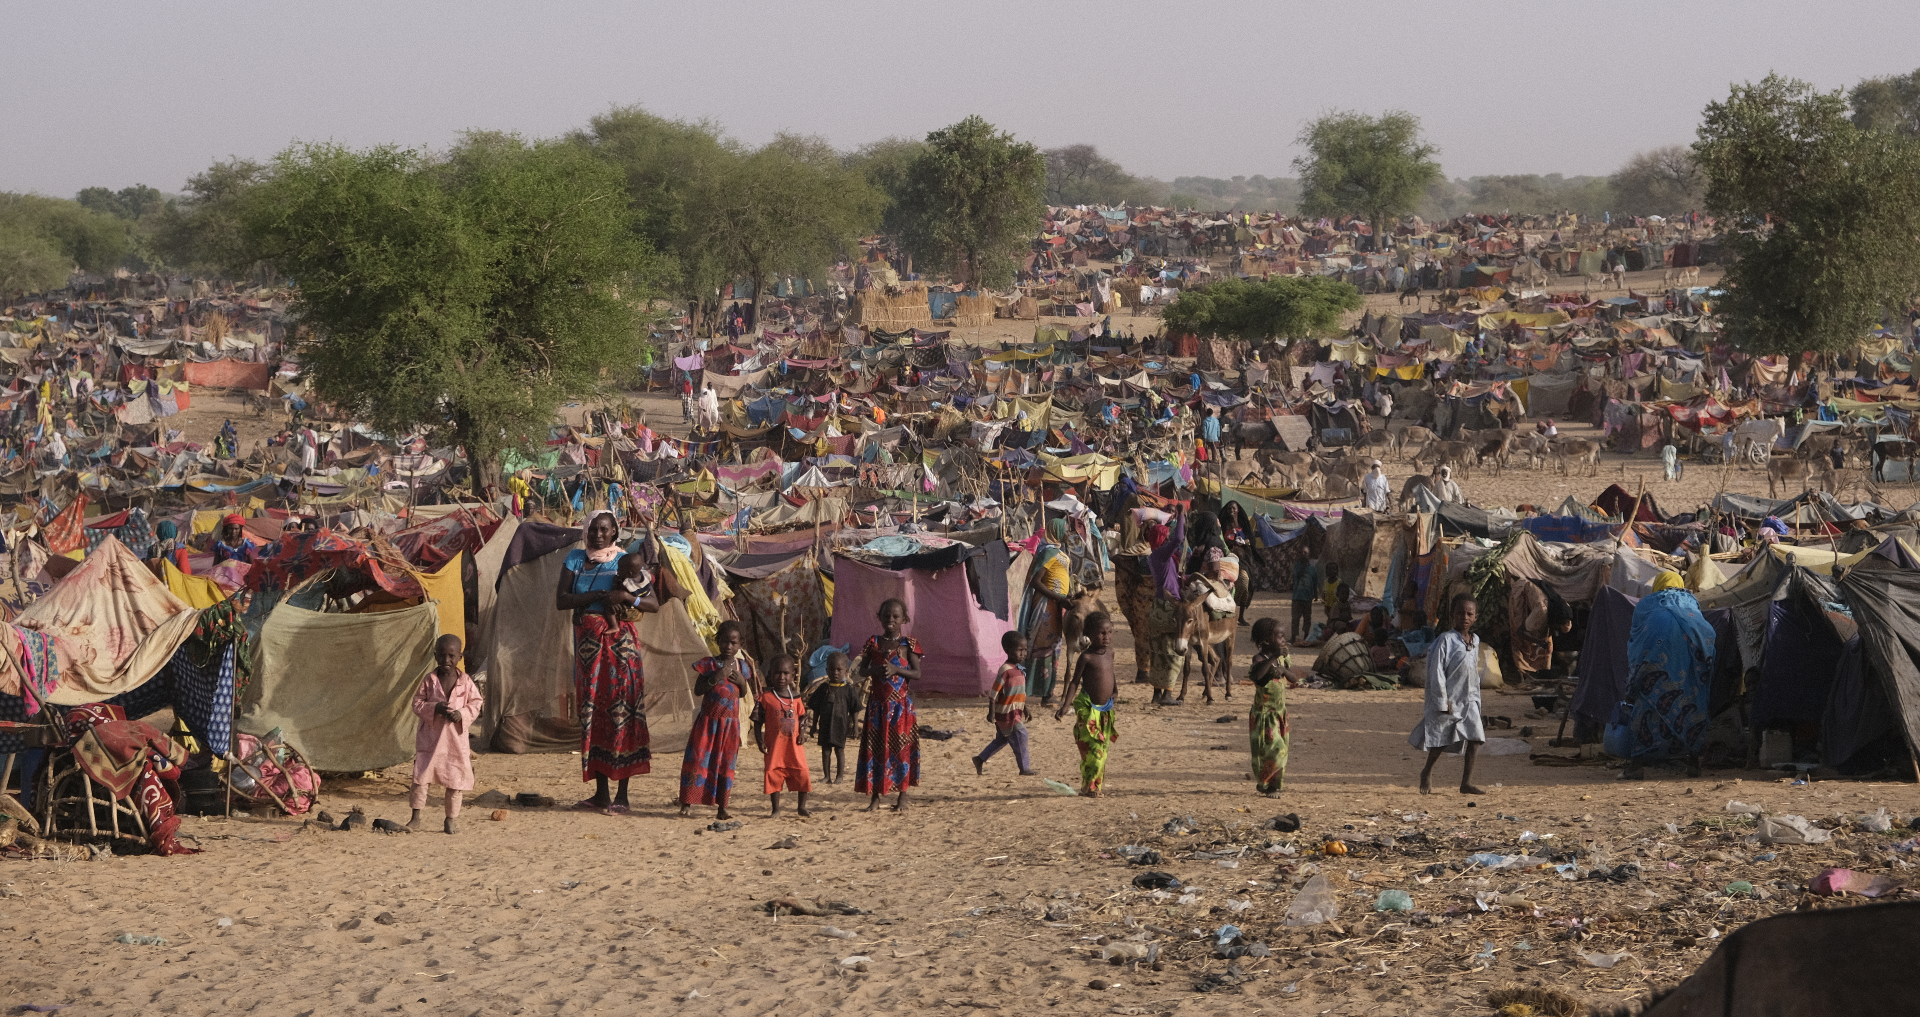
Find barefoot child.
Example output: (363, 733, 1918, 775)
(972, 631, 1034, 775)
(751, 654, 812, 816)
(1410, 594, 1487, 796)
(680, 620, 752, 819)
(804, 651, 858, 784)
(1246, 617, 1292, 797)
(855, 598, 921, 812)
(1054, 612, 1116, 796)
(409, 634, 482, 834)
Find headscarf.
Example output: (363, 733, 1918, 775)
(1045, 516, 1068, 546)
(155, 520, 177, 541)
(222, 513, 245, 528)
(582, 509, 621, 564)
(1185, 510, 1224, 575)
(1652, 570, 1685, 593)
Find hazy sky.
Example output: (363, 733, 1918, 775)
(10, 0, 1920, 197)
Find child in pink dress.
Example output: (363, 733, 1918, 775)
(409, 634, 483, 834)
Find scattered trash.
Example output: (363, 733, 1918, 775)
(1606, 863, 1643, 883)
(1265, 813, 1301, 833)
(1214, 715, 1235, 724)
(706, 820, 744, 833)
(1724, 800, 1762, 815)
(1374, 889, 1413, 912)
(819, 926, 859, 940)
(1757, 814, 1832, 845)
(1213, 924, 1241, 947)
(1162, 815, 1200, 836)
(1283, 873, 1339, 926)
(114, 933, 167, 946)
(1857, 809, 1894, 833)
(1132, 871, 1182, 891)
(1223, 898, 1252, 913)
(1115, 845, 1162, 866)
(768, 835, 799, 850)
(1753, 852, 1777, 862)
(1812, 868, 1898, 897)
(684, 989, 704, 999)
(916, 726, 960, 740)
(1214, 859, 1240, 869)
(371, 818, 409, 835)
(1042, 778, 1079, 797)
(216, 918, 233, 928)
(1483, 738, 1532, 755)
(1513, 940, 1532, 951)
(1724, 881, 1754, 898)
(1101, 941, 1150, 961)
(1472, 941, 1497, 962)
(1321, 839, 1348, 856)
(1176, 892, 1201, 906)
(1582, 951, 1636, 969)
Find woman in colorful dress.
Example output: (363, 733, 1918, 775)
(1246, 617, 1291, 797)
(554, 511, 656, 814)
(1017, 518, 1073, 706)
(855, 598, 922, 812)
(680, 619, 752, 819)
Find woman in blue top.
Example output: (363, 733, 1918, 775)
(554, 511, 658, 813)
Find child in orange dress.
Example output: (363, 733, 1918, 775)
(751, 654, 812, 817)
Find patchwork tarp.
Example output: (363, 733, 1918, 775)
(21, 537, 200, 706)
(1836, 547, 1920, 761)
(239, 600, 440, 771)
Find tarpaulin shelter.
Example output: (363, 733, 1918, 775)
(828, 552, 1019, 697)
(238, 600, 440, 772)
(1836, 542, 1920, 762)
(1570, 586, 1741, 734)
(20, 537, 200, 705)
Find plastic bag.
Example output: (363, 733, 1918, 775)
(1857, 809, 1894, 833)
(1758, 814, 1833, 845)
(1374, 889, 1413, 912)
(1284, 874, 1339, 927)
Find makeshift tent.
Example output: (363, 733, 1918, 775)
(20, 537, 200, 705)
(477, 538, 707, 757)
(1836, 545, 1920, 762)
(239, 600, 440, 772)
(1570, 586, 1741, 736)
(829, 553, 1018, 696)
(724, 550, 829, 668)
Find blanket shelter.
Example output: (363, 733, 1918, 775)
(1836, 544, 1920, 764)
(19, 537, 200, 705)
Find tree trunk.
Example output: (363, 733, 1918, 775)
(454, 410, 495, 500)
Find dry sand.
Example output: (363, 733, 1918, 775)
(9, 594, 1917, 1015)
(40, 265, 1914, 1014)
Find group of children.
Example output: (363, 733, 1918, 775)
(401, 586, 1492, 829)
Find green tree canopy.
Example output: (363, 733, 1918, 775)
(893, 116, 1046, 289)
(843, 136, 926, 238)
(0, 224, 69, 298)
(1608, 146, 1705, 216)
(572, 106, 739, 321)
(76, 184, 166, 222)
(1694, 73, 1920, 356)
(243, 135, 655, 488)
(151, 158, 270, 276)
(1293, 110, 1441, 250)
(1161, 276, 1362, 343)
(1042, 145, 1165, 207)
(0, 193, 131, 278)
(697, 133, 882, 321)
(1850, 68, 1920, 136)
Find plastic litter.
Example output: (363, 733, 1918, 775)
(1162, 815, 1200, 836)
(819, 926, 859, 940)
(216, 918, 233, 928)
(1607, 862, 1643, 883)
(1102, 941, 1150, 961)
(1283, 873, 1339, 927)
(1214, 924, 1242, 947)
(1483, 737, 1531, 755)
(1583, 951, 1636, 969)
(1724, 800, 1763, 815)
(1472, 941, 1497, 961)
(837, 956, 870, 967)
(1374, 889, 1413, 912)
(1857, 809, 1894, 833)
(1215, 859, 1240, 869)
(1724, 881, 1754, 897)
(1042, 778, 1078, 797)
(1752, 852, 1777, 862)
(1115, 844, 1162, 866)
(1514, 940, 1532, 951)
(1265, 812, 1302, 833)
(115, 933, 168, 945)
(1758, 814, 1833, 845)
(1812, 868, 1897, 897)
(1223, 898, 1252, 913)
(1132, 871, 1182, 891)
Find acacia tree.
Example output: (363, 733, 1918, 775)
(244, 135, 654, 491)
(152, 158, 271, 277)
(573, 106, 738, 332)
(1609, 146, 1705, 216)
(1293, 111, 1441, 251)
(698, 134, 883, 324)
(1162, 276, 1362, 343)
(1694, 74, 1920, 358)
(894, 116, 1046, 289)
(1850, 68, 1920, 136)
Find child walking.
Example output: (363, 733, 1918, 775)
(1247, 617, 1292, 797)
(409, 634, 482, 834)
(751, 654, 812, 816)
(805, 651, 858, 784)
(1054, 612, 1117, 797)
(972, 631, 1034, 775)
(855, 598, 922, 812)
(1411, 594, 1488, 796)
(680, 620, 753, 819)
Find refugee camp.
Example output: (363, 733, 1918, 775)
(6, 6, 1920, 1015)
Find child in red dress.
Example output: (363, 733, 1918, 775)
(751, 654, 811, 817)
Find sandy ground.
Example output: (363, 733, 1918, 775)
(9, 588, 1918, 1016)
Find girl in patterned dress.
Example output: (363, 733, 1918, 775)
(855, 598, 922, 812)
(679, 620, 753, 819)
